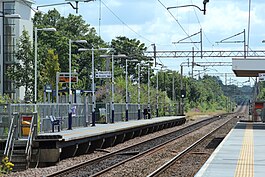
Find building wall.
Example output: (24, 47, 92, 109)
(0, 0, 33, 100)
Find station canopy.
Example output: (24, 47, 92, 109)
(232, 58, 265, 77)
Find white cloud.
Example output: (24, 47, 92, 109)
(33, 0, 265, 77)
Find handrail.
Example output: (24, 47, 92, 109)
(3, 113, 18, 158)
(25, 114, 36, 168)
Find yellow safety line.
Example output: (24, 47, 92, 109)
(234, 123, 254, 177)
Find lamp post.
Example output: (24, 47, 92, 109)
(180, 65, 184, 115)
(147, 62, 151, 119)
(34, 27, 56, 105)
(137, 63, 141, 119)
(168, 71, 176, 115)
(125, 58, 138, 121)
(154, 63, 164, 117)
(159, 67, 168, 116)
(167, 0, 209, 15)
(100, 53, 127, 123)
(154, 68, 160, 117)
(69, 39, 87, 104)
(78, 47, 111, 126)
(140, 61, 153, 119)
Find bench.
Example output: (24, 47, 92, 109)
(48, 116, 61, 132)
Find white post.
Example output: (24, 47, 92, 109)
(111, 53, 114, 123)
(69, 39, 72, 104)
(56, 72, 59, 103)
(156, 70, 159, 117)
(148, 63, 150, 107)
(172, 73, 175, 101)
(92, 47, 95, 126)
(138, 64, 141, 119)
(147, 63, 150, 119)
(125, 58, 128, 121)
(34, 27, 37, 105)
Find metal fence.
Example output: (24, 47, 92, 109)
(0, 101, 180, 137)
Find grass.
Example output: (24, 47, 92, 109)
(186, 110, 226, 121)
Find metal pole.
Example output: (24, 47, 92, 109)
(34, 27, 37, 105)
(200, 28, 203, 59)
(192, 47, 194, 79)
(172, 73, 174, 115)
(138, 64, 141, 120)
(163, 71, 166, 116)
(69, 39, 72, 104)
(147, 63, 151, 119)
(92, 48, 96, 126)
(244, 29, 246, 59)
(180, 65, 184, 115)
(56, 72, 59, 103)
(172, 73, 175, 101)
(111, 53, 114, 123)
(125, 58, 128, 121)
(156, 70, 159, 117)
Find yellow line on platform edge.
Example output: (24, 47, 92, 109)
(234, 123, 254, 177)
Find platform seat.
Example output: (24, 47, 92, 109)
(47, 116, 61, 132)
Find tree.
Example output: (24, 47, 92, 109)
(39, 49, 60, 99)
(111, 36, 151, 83)
(6, 30, 34, 101)
(33, 9, 106, 92)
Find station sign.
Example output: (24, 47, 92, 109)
(45, 84, 52, 93)
(259, 73, 265, 81)
(59, 74, 78, 83)
(95, 71, 111, 78)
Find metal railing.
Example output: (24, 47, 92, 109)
(3, 112, 18, 159)
(24, 112, 37, 169)
(0, 102, 179, 136)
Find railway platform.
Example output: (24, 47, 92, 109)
(34, 116, 186, 165)
(195, 121, 265, 177)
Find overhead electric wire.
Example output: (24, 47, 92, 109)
(101, 0, 154, 44)
(158, 0, 199, 50)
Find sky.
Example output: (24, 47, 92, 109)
(33, 0, 265, 86)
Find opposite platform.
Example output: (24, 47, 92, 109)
(195, 122, 265, 177)
(36, 116, 186, 141)
(34, 116, 186, 163)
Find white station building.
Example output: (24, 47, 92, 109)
(0, 0, 33, 100)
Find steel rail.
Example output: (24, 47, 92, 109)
(146, 114, 239, 177)
(47, 115, 225, 177)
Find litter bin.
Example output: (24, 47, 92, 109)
(21, 116, 32, 136)
(22, 121, 30, 136)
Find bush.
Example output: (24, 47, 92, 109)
(0, 156, 14, 174)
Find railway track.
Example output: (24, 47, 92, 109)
(46, 114, 230, 177)
(146, 114, 237, 177)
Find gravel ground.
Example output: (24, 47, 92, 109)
(5, 114, 217, 177)
(96, 114, 236, 177)
(158, 114, 241, 177)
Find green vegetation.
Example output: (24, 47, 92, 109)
(6, 9, 253, 113)
(0, 156, 14, 175)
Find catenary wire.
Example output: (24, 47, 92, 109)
(158, 0, 199, 50)
(101, 0, 154, 44)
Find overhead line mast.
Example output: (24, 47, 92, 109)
(144, 50, 265, 58)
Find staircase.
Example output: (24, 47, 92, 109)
(3, 112, 38, 172)
(10, 140, 28, 171)
(5, 139, 39, 172)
